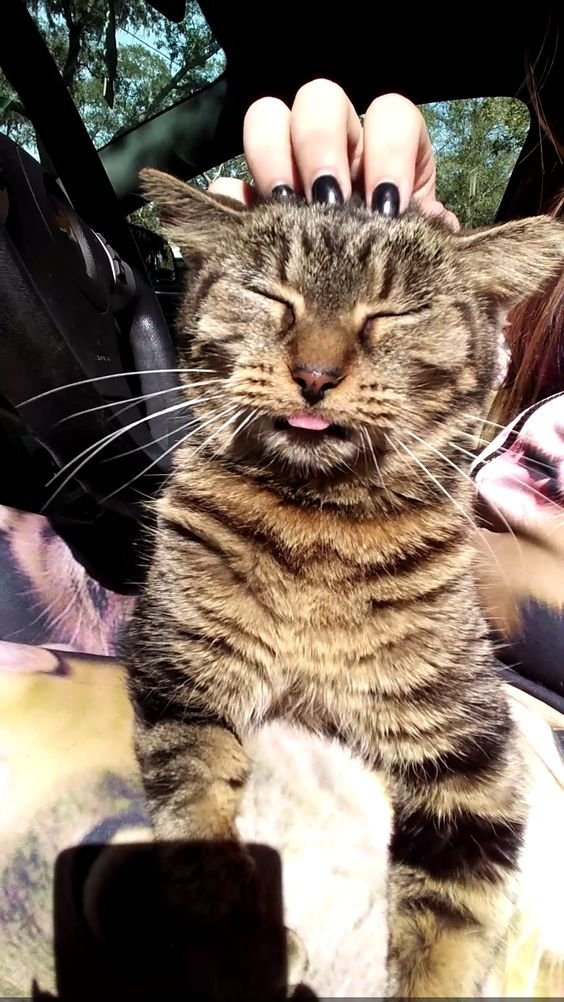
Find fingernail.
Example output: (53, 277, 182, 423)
(271, 184, 295, 200)
(371, 182, 400, 218)
(311, 175, 343, 206)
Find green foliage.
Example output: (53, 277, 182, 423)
(0, 5, 529, 232)
(0, 0, 224, 153)
(191, 153, 252, 190)
(188, 99, 529, 228)
(422, 97, 530, 227)
(129, 200, 162, 233)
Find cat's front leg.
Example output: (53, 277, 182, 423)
(318, 684, 526, 998)
(384, 714, 526, 998)
(129, 663, 310, 999)
(134, 711, 256, 923)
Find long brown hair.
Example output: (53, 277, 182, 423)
(494, 190, 564, 425)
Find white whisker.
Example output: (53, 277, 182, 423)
(99, 402, 240, 504)
(449, 441, 477, 461)
(404, 429, 522, 581)
(463, 390, 564, 437)
(337, 456, 358, 477)
(470, 415, 508, 431)
(361, 427, 392, 500)
(195, 408, 246, 457)
(56, 379, 224, 424)
(41, 397, 200, 511)
(387, 433, 477, 535)
(224, 409, 260, 451)
(448, 438, 561, 517)
(106, 393, 227, 460)
(389, 431, 515, 590)
(457, 431, 556, 475)
(203, 409, 257, 466)
(19, 368, 217, 407)
(457, 429, 490, 445)
(445, 439, 526, 552)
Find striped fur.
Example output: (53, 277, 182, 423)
(124, 173, 564, 997)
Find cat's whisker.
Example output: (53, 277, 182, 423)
(18, 368, 218, 407)
(459, 412, 513, 434)
(454, 429, 557, 474)
(464, 389, 564, 438)
(361, 427, 392, 500)
(505, 449, 557, 476)
(209, 409, 262, 469)
(463, 448, 563, 516)
(194, 409, 245, 458)
(387, 434, 477, 534)
(56, 379, 225, 425)
(449, 441, 479, 462)
(501, 473, 564, 515)
(99, 402, 241, 505)
(224, 409, 260, 453)
(472, 415, 508, 432)
(41, 397, 200, 511)
(106, 394, 227, 461)
(450, 442, 560, 521)
(336, 455, 359, 479)
(404, 430, 523, 579)
(391, 431, 517, 592)
(452, 428, 485, 443)
(446, 439, 532, 548)
(46, 398, 195, 486)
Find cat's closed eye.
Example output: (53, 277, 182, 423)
(247, 285, 295, 313)
(246, 285, 297, 332)
(361, 304, 432, 342)
(366, 304, 432, 321)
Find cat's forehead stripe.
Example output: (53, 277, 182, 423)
(379, 252, 396, 301)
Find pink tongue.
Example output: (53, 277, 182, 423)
(287, 414, 330, 431)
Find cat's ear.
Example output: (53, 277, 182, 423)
(139, 168, 248, 257)
(456, 216, 564, 306)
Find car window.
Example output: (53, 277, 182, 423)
(421, 98, 530, 227)
(0, 0, 224, 156)
(186, 97, 530, 228)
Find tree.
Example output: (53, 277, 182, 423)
(422, 98, 530, 227)
(0, 0, 224, 154)
(0, 9, 530, 230)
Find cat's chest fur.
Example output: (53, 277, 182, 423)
(154, 455, 476, 717)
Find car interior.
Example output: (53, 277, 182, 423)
(1, 5, 564, 998)
(0, 1, 563, 594)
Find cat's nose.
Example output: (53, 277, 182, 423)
(291, 365, 343, 405)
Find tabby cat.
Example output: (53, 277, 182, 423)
(123, 171, 564, 997)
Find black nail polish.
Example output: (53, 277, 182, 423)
(372, 182, 400, 218)
(311, 175, 343, 206)
(271, 184, 295, 200)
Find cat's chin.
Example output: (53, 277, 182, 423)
(261, 419, 359, 477)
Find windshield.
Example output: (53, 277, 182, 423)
(0, 5, 530, 231)
(0, 0, 224, 155)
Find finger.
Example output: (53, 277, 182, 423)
(243, 97, 299, 197)
(363, 94, 436, 214)
(207, 177, 256, 206)
(427, 198, 461, 232)
(290, 79, 363, 201)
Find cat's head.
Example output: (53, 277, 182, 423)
(142, 169, 564, 493)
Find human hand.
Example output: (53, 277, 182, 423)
(475, 395, 564, 557)
(209, 80, 459, 229)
